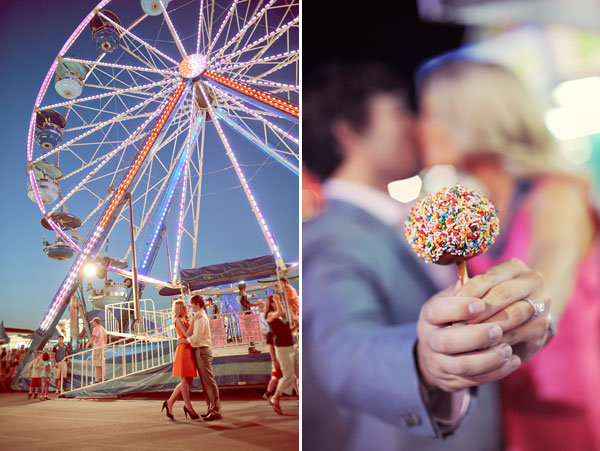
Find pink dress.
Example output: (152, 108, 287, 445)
(469, 181, 600, 451)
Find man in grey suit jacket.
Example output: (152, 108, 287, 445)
(302, 63, 551, 450)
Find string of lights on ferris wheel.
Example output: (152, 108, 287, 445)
(39, 80, 190, 332)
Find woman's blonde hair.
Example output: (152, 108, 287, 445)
(172, 300, 186, 322)
(419, 59, 584, 178)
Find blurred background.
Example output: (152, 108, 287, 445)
(303, 0, 600, 216)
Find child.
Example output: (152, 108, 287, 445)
(27, 351, 43, 399)
(40, 352, 52, 401)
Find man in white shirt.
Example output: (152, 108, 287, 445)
(179, 295, 221, 421)
(86, 317, 107, 383)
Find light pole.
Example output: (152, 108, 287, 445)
(125, 192, 141, 333)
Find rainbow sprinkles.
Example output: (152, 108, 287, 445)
(405, 184, 500, 263)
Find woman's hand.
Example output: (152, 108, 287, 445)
(460, 259, 551, 361)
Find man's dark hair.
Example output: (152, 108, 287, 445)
(191, 294, 205, 308)
(303, 62, 408, 181)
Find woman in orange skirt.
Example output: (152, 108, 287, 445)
(162, 300, 199, 420)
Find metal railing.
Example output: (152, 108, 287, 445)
(104, 299, 171, 337)
(63, 306, 269, 395)
(66, 322, 178, 395)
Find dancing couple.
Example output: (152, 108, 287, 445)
(162, 295, 221, 421)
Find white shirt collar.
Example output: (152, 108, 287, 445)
(322, 178, 408, 228)
(323, 178, 456, 290)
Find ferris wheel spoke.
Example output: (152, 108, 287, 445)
(213, 86, 297, 145)
(214, 16, 298, 66)
(189, 113, 206, 268)
(47, 111, 160, 216)
(197, 83, 284, 267)
(220, 16, 297, 83)
(33, 83, 177, 164)
(45, 104, 183, 227)
(203, 74, 298, 120)
(219, 54, 299, 89)
(37, 79, 171, 111)
(214, 107, 298, 174)
(223, 1, 296, 66)
(118, 39, 161, 74)
(98, 11, 180, 67)
(62, 57, 177, 76)
(80, 195, 111, 229)
(217, 49, 298, 74)
(205, 0, 241, 57)
(210, 0, 277, 61)
(232, 78, 298, 92)
(123, 107, 200, 266)
(172, 101, 197, 278)
(196, 0, 205, 53)
(161, 6, 188, 59)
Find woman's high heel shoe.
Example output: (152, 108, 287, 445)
(162, 400, 174, 420)
(183, 405, 199, 420)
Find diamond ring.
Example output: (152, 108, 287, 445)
(524, 298, 546, 318)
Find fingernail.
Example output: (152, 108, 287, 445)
(468, 300, 485, 315)
(500, 344, 512, 359)
(509, 355, 521, 368)
(489, 324, 502, 342)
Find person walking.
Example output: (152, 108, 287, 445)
(52, 336, 69, 394)
(178, 295, 222, 421)
(162, 300, 198, 420)
(264, 294, 298, 415)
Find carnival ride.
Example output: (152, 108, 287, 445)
(19, 0, 298, 391)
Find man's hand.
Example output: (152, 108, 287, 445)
(177, 338, 188, 345)
(417, 293, 519, 392)
(416, 259, 549, 392)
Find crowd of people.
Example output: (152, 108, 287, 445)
(0, 346, 26, 391)
(1, 334, 72, 398)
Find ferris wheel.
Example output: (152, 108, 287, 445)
(26, 0, 299, 349)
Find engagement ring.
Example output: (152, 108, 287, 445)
(524, 298, 546, 318)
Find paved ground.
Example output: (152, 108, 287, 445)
(0, 390, 298, 450)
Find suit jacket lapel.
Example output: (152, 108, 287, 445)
(327, 199, 438, 296)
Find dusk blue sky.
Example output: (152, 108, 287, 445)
(0, 1, 299, 330)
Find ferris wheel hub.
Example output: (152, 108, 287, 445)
(179, 54, 207, 79)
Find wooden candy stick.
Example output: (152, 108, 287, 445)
(457, 260, 469, 286)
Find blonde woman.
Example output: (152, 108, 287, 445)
(162, 300, 198, 420)
(418, 59, 600, 451)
